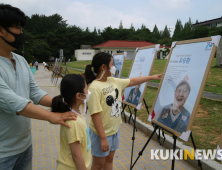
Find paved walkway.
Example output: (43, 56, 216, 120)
(32, 65, 196, 170)
(67, 67, 222, 101)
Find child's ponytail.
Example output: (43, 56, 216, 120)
(84, 64, 96, 85)
(51, 95, 70, 113)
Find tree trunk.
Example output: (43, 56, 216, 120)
(216, 38, 222, 67)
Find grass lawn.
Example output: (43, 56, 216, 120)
(62, 61, 91, 70)
(57, 67, 222, 150)
(65, 58, 222, 94)
(66, 68, 85, 74)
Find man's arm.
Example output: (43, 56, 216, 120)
(38, 95, 52, 107)
(17, 102, 76, 128)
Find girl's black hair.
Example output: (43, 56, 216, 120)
(84, 52, 112, 85)
(51, 74, 85, 113)
(0, 4, 26, 28)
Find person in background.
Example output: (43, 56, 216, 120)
(43, 61, 47, 70)
(0, 4, 77, 170)
(35, 60, 38, 70)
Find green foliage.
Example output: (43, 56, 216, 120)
(172, 19, 183, 41)
(161, 25, 171, 39)
(119, 20, 123, 29)
(152, 24, 160, 40)
(72, 55, 77, 61)
(17, 13, 222, 63)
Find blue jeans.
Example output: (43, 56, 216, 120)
(0, 145, 32, 170)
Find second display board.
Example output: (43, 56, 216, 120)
(123, 45, 159, 108)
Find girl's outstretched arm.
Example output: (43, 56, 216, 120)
(70, 141, 87, 170)
(91, 113, 109, 152)
(128, 74, 164, 87)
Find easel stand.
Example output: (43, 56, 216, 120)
(121, 98, 150, 126)
(130, 123, 203, 170)
(121, 98, 150, 168)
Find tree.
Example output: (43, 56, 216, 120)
(130, 23, 135, 31)
(161, 25, 171, 39)
(119, 20, 123, 29)
(181, 18, 192, 40)
(172, 19, 183, 41)
(152, 24, 160, 41)
(93, 27, 97, 35)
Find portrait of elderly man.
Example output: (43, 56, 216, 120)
(154, 76, 191, 134)
(126, 84, 142, 106)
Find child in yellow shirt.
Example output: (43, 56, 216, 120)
(84, 52, 163, 170)
(51, 74, 91, 170)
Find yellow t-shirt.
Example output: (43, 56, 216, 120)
(57, 115, 91, 170)
(88, 77, 130, 136)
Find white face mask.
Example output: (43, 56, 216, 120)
(80, 90, 91, 114)
(96, 66, 116, 80)
(81, 90, 91, 102)
(109, 66, 116, 76)
(96, 71, 105, 81)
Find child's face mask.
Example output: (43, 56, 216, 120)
(80, 90, 91, 114)
(96, 66, 117, 80)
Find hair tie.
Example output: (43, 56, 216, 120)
(60, 95, 67, 104)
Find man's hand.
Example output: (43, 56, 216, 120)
(48, 111, 77, 128)
(17, 103, 77, 127)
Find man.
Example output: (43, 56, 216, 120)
(0, 4, 76, 170)
(126, 84, 141, 106)
(154, 76, 191, 134)
(35, 60, 38, 70)
(43, 61, 49, 71)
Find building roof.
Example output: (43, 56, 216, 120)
(191, 17, 222, 27)
(92, 40, 168, 48)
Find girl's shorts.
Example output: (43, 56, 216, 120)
(89, 128, 120, 157)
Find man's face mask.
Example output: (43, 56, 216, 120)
(1, 26, 25, 49)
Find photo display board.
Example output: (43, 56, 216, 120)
(113, 53, 126, 78)
(123, 45, 158, 108)
(150, 37, 220, 141)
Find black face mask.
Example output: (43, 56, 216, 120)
(1, 26, 25, 49)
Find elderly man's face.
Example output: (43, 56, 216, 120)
(174, 84, 190, 108)
(135, 84, 141, 90)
